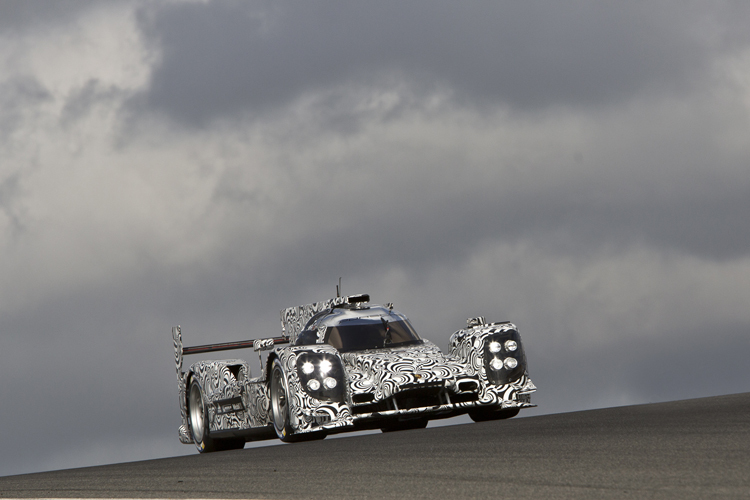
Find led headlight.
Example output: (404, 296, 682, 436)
(490, 358, 504, 371)
(296, 353, 345, 402)
(483, 328, 527, 385)
(319, 359, 333, 375)
(307, 379, 321, 391)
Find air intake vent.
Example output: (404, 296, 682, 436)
(458, 380, 478, 392)
(347, 293, 370, 304)
(394, 386, 444, 410)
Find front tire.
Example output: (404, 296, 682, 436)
(188, 378, 244, 453)
(469, 407, 520, 422)
(270, 360, 297, 442)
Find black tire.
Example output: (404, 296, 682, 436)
(188, 378, 245, 453)
(469, 407, 520, 422)
(381, 418, 428, 433)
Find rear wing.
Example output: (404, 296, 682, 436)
(171, 292, 370, 377)
(171, 326, 288, 379)
(279, 293, 369, 344)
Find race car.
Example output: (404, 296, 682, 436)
(171, 293, 536, 452)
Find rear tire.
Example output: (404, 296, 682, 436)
(188, 378, 244, 453)
(469, 407, 520, 422)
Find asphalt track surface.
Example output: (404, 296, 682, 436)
(1, 393, 748, 499)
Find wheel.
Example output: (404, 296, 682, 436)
(270, 359, 297, 442)
(381, 418, 428, 433)
(188, 378, 244, 453)
(188, 378, 217, 452)
(469, 407, 520, 422)
(270, 359, 327, 443)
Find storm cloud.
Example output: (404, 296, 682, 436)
(138, 2, 746, 122)
(1, 0, 749, 477)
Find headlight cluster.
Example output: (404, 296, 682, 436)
(296, 353, 345, 402)
(483, 330, 526, 385)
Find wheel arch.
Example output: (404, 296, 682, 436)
(265, 352, 279, 382)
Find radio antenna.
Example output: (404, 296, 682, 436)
(336, 277, 342, 297)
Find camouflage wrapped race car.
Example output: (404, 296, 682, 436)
(172, 293, 536, 452)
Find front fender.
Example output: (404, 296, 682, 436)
(449, 321, 528, 384)
(275, 345, 352, 433)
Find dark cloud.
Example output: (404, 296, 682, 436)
(135, 1, 749, 125)
(524, 321, 750, 416)
(202, 149, 750, 291)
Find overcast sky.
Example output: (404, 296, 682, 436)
(1, 0, 749, 477)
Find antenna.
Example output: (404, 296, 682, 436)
(336, 277, 342, 297)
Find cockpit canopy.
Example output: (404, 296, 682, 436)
(296, 305, 422, 352)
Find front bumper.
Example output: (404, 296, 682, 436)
(295, 374, 537, 434)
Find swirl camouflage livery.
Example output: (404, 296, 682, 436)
(172, 293, 536, 452)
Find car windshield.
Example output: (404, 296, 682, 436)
(325, 318, 421, 352)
